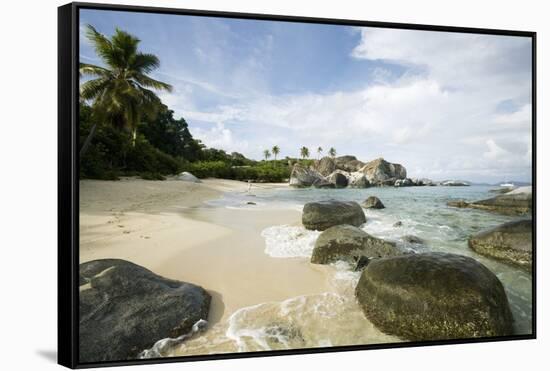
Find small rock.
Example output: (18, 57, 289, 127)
(401, 235, 425, 244)
(393, 221, 403, 227)
(362, 196, 385, 209)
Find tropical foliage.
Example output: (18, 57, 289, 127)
(79, 24, 172, 153)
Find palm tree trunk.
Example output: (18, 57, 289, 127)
(79, 123, 97, 157)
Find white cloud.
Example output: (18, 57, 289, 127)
(192, 123, 249, 153)
(157, 26, 532, 182)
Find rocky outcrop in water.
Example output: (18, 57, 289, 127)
(362, 196, 385, 209)
(359, 158, 407, 185)
(355, 252, 513, 341)
(440, 180, 470, 186)
(311, 224, 403, 265)
(328, 171, 349, 188)
(302, 201, 366, 231)
(468, 219, 532, 270)
(448, 188, 532, 216)
(289, 163, 325, 187)
(79, 259, 211, 362)
(394, 178, 414, 187)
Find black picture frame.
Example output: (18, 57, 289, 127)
(58, 2, 537, 369)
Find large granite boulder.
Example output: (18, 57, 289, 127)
(359, 158, 407, 185)
(311, 224, 403, 265)
(362, 196, 385, 209)
(468, 219, 532, 270)
(355, 252, 513, 341)
(448, 191, 532, 216)
(79, 259, 211, 362)
(302, 200, 366, 231)
(334, 155, 365, 172)
(289, 163, 325, 188)
(313, 156, 336, 177)
(349, 173, 370, 188)
(328, 171, 349, 188)
(312, 178, 336, 189)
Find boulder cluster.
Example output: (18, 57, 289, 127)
(290, 156, 435, 188)
(302, 198, 515, 341)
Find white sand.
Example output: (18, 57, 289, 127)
(79, 178, 334, 324)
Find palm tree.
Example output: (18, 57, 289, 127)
(79, 24, 172, 155)
(328, 147, 337, 158)
(317, 146, 323, 159)
(263, 149, 271, 161)
(271, 145, 280, 160)
(300, 146, 310, 160)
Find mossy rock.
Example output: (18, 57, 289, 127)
(355, 252, 513, 341)
(311, 224, 402, 265)
(468, 219, 532, 270)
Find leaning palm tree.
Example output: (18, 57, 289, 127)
(271, 145, 280, 160)
(263, 149, 271, 161)
(300, 146, 310, 160)
(317, 146, 323, 159)
(79, 24, 172, 155)
(328, 147, 337, 158)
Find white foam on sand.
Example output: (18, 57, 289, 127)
(224, 291, 399, 353)
(261, 225, 321, 258)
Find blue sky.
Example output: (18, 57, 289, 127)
(80, 9, 532, 183)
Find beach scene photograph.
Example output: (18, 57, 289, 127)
(77, 9, 533, 363)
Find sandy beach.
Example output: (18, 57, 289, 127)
(79, 178, 335, 325)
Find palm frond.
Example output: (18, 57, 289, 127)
(133, 73, 173, 92)
(79, 63, 113, 78)
(131, 53, 160, 74)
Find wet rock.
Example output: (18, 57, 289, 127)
(355, 252, 513, 341)
(311, 224, 403, 264)
(362, 196, 385, 209)
(448, 191, 532, 216)
(468, 219, 532, 270)
(401, 235, 425, 244)
(79, 259, 211, 362)
(447, 200, 470, 208)
(393, 221, 403, 227)
(302, 201, 366, 231)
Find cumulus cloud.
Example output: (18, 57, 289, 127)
(157, 26, 532, 182)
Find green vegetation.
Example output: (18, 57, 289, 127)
(78, 25, 299, 183)
(300, 146, 310, 160)
(79, 25, 173, 154)
(329, 147, 337, 158)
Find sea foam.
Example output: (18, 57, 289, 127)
(261, 225, 321, 258)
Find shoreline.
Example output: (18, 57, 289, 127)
(79, 177, 334, 325)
